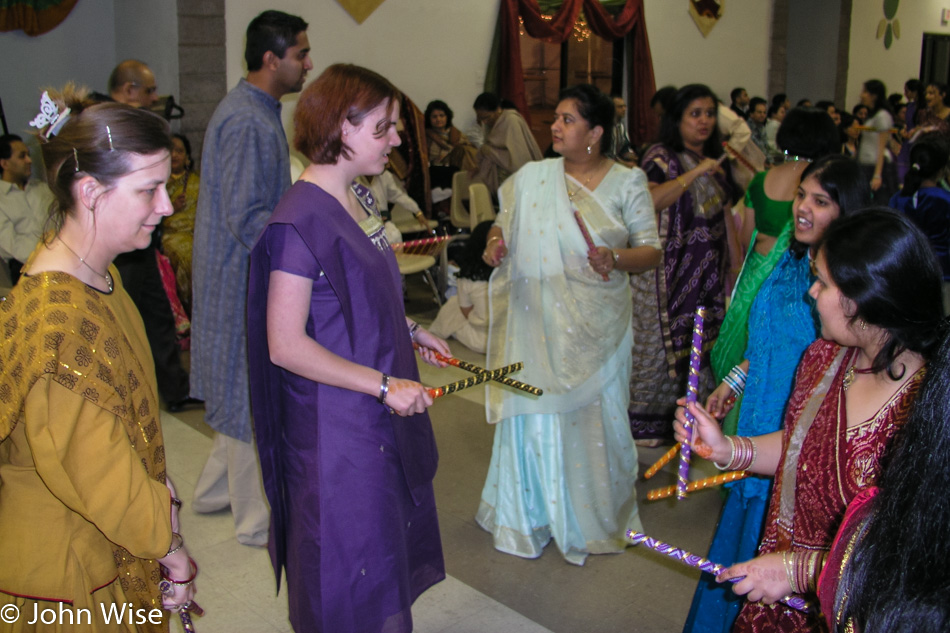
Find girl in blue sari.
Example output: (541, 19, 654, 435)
(683, 155, 870, 633)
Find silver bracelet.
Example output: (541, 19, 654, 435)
(408, 322, 421, 341)
(378, 374, 390, 404)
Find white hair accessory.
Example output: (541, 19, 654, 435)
(29, 91, 71, 138)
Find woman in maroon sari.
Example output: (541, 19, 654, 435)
(630, 84, 736, 443)
(819, 323, 950, 633)
(675, 209, 944, 632)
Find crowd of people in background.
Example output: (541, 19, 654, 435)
(2, 5, 950, 631)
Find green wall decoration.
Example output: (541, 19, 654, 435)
(877, 0, 900, 49)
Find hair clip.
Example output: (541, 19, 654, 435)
(73, 148, 80, 172)
(106, 125, 114, 151)
(29, 91, 71, 138)
(911, 162, 921, 171)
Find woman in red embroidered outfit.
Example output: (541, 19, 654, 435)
(676, 209, 944, 632)
(819, 323, 950, 633)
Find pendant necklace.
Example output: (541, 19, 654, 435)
(842, 363, 875, 391)
(58, 237, 114, 292)
(566, 160, 603, 203)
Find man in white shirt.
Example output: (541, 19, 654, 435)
(0, 134, 53, 282)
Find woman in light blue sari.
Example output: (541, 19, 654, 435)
(683, 155, 870, 633)
(477, 85, 661, 565)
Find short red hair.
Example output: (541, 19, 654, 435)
(294, 63, 399, 165)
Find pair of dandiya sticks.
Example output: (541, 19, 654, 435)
(640, 305, 750, 501)
(414, 345, 544, 399)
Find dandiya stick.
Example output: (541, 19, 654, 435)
(389, 235, 450, 254)
(417, 346, 543, 396)
(178, 601, 203, 633)
(643, 443, 680, 480)
(573, 211, 610, 281)
(427, 362, 523, 399)
(677, 307, 706, 500)
(722, 142, 757, 174)
(647, 470, 749, 501)
(626, 531, 810, 613)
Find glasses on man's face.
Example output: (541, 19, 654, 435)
(131, 83, 158, 95)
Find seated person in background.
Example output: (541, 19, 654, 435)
(747, 97, 770, 156)
(611, 94, 639, 166)
(356, 163, 430, 232)
(815, 100, 841, 125)
(0, 134, 53, 283)
(425, 99, 478, 189)
(471, 92, 542, 192)
(428, 220, 493, 354)
(162, 133, 199, 312)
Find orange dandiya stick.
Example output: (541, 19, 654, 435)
(427, 362, 524, 399)
(721, 142, 757, 174)
(390, 235, 451, 254)
(416, 345, 543, 396)
(647, 470, 749, 501)
(643, 443, 680, 480)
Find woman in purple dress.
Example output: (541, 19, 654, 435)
(247, 64, 449, 633)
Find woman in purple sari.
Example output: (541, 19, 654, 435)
(247, 64, 449, 633)
(629, 84, 736, 442)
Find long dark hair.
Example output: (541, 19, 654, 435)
(834, 320, 950, 633)
(900, 133, 949, 196)
(658, 84, 723, 158)
(863, 79, 890, 116)
(424, 100, 454, 129)
(775, 106, 839, 159)
(789, 155, 870, 258)
(820, 208, 944, 376)
(457, 220, 495, 282)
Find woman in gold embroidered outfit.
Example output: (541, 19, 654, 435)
(0, 88, 195, 632)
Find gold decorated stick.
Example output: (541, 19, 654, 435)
(643, 443, 680, 480)
(416, 345, 543, 396)
(427, 362, 523, 399)
(647, 471, 749, 501)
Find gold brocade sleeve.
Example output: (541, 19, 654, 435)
(24, 376, 172, 559)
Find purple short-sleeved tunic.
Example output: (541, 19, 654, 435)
(248, 181, 444, 633)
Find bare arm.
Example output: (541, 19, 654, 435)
(649, 157, 723, 211)
(266, 270, 432, 416)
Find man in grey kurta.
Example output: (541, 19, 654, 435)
(190, 10, 312, 546)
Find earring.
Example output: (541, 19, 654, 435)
(859, 319, 867, 330)
(586, 145, 592, 155)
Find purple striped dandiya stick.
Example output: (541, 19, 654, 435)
(677, 307, 706, 500)
(626, 531, 810, 612)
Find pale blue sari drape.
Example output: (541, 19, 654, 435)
(477, 158, 659, 565)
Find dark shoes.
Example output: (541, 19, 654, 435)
(167, 397, 204, 413)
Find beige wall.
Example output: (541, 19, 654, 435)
(847, 0, 950, 109)
(643, 0, 773, 103)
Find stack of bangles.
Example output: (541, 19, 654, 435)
(714, 435, 757, 471)
(408, 321, 421, 341)
(722, 364, 747, 398)
(782, 550, 824, 594)
(159, 553, 198, 597)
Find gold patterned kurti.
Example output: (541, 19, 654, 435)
(0, 270, 172, 632)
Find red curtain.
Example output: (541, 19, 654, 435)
(0, 0, 77, 36)
(498, 0, 657, 145)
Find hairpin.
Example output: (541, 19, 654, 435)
(73, 148, 80, 172)
(106, 125, 114, 151)
(29, 91, 71, 139)
(911, 162, 921, 171)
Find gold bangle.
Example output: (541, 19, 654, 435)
(675, 175, 688, 190)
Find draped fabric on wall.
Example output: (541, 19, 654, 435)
(491, 0, 657, 145)
(0, 0, 77, 36)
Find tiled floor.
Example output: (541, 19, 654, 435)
(165, 326, 725, 633)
